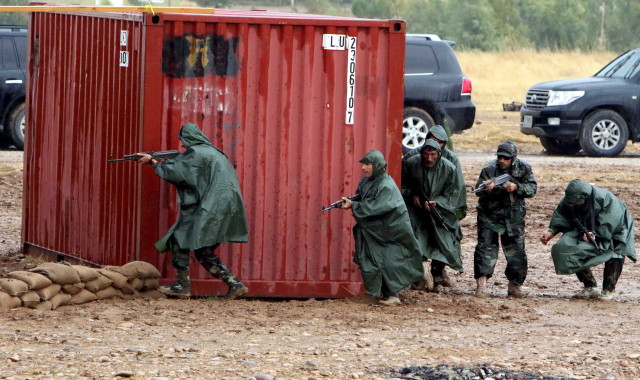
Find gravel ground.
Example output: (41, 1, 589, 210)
(2, 118, 640, 379)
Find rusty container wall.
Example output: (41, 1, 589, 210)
(24, 12, 147, 266)
(23, 9, 407, 298)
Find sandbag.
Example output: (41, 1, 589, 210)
(8, 271, 53, 290)
(0, 291, 22, 309)
(0, 278, 29, 296)
(84, 275, 113, 293)
(102, 265, 137, 282)
(121, 261, 161, 279)
(97, 269, 131, 291)
(31, 262, 81, 285)
(70, 265, 100, 282)
(61, 283, 85, 295)
(141, 278, 159, 291)
(95, 286, 123, 300)
(129, 277, 144, 291)
(68, 289, 98, 305)
(34, 301, 53, 311)
(20, 291, 40, 308)
(50, 293, 72, 309)
(36, 284, 62, 301)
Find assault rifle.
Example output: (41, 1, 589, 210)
(574, 218, 604, 254)
(107, 150, 181, 163)
(472, 173, 511, 194)
(321, 194, 361, 213)
(418, 191, 451, 232)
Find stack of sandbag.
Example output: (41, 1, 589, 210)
(0, 260, 165, 310)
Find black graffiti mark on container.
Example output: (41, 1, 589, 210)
(162, 34, 240, 78)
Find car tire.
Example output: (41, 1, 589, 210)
(8, 103, 25, 150)
(402, 107, 434, 154)
(579, 110, 628, 157)
(539, 137, 581, 155)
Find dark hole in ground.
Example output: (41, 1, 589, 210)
(380, 364, 571, 380)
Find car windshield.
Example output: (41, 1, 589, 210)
(594, 49, 640, 79)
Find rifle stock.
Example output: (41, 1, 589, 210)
(107, 150, 180, 163)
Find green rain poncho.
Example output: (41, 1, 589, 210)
(153, 123, 249, 252)
(351, 150, 424, 297)
(403, 125, 467, 220)
(402, 140, 464, 272)
(548, 179, 636, 274)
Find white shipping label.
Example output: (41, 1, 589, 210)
(345, 36, 356, 125)
(322, 34, 346, 50)
(119, 51, 129, 67)
(120, 30, 128, 47)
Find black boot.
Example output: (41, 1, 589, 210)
(159, 269, 191, 297)
(223, 277, 248, 300)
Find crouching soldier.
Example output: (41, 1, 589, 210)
(341, 150, 424, 306)
(540, 179, 636, 300)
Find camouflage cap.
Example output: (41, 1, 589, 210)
(497, 140, 518, 158)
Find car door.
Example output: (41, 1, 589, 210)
(0, 36, 26, 124)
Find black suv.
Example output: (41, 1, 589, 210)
(403, 34, 475, 152)
(520, 48, 640, 157)
(0, 25, 26, 150)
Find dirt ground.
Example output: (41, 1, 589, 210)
(2, 111, 640, 380)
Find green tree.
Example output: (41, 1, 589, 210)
(0, 0, 28, 25)
(352, 0, 393, 18)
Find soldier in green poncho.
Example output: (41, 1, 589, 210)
(137, 123, 249, 299)
(402, 139, 465, 292)
(340, 150, 423, 306)
(540, 179, 636, 300)
(473, 141, 537, 298)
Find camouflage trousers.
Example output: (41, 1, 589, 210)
(473, 220, 527, 286)
(576, 257, 624, 291)
(171, 243, 243, 287)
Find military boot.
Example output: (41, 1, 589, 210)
(159, 269, 191, 297)
(422, 261, 434, 291)
(223, 280, 248, 300)
(441, 268, 454, 288)
(574, 287, 600, 299)
(507, 282, 525, 298)
(475, 276, 487, 298)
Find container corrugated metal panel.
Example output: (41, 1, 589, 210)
(23, 9, 406, 298)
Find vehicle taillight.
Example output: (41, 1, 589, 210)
(461, 77, 472, 95)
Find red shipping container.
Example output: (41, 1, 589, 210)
(23, 8, 406, 298)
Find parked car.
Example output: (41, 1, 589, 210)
(0, 25, 27, 150)
(402, 34, 475, 153)
(520, 48, 640, 157)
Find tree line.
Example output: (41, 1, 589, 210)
(3, 0, 639, 52)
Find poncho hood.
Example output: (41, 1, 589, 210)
(564, 179, 593, 205)
(428, 125, 448, 143)
(359, 150, 387, 177)
(179, 123, 214, 148)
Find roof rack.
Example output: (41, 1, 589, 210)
(0, 25, 27, 33)
(406, 34, 441, 41)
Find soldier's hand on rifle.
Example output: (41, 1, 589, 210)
(540, 230, 554, 245)
(483, 179, 495, 192)
(136, 153, 154, 165)
(424, 200, 437, 212)
(412, 195, 422, 208)
(504, 181, 518, 192)
(341, 197, 353, 209)
(582, 231, 595, 243)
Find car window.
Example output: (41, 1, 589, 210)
(595, 49, 640, 79)
(1, 37, 18, 69)
(14, 37, 26, 69)
(405, 44, 439, 75)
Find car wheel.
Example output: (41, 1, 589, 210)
(539, 137, 581, 155)
(402, 108, 434, 154)
(579, 110, 628, 157)
(8, 103, 25, 150)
